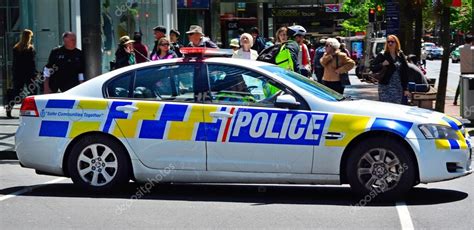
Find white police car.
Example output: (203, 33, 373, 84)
(16, 48, 472, 198)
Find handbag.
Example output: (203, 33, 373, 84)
(335, 55, 351, 86)
(370, 65, 387, 81)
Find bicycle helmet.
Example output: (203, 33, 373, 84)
(287, 25, 307, 37)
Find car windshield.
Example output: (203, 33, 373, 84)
(260, 65, 345, 101)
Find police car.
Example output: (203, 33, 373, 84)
(16, 48, 472, 198)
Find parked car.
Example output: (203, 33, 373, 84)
(427, 47, 444, 60)
(422, 42, 436, 50)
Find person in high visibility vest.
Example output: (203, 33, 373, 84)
(274, 25, 303, 72)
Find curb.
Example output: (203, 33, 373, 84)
(0, 151, 18, 160)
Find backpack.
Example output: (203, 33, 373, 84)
(257, 43, 282, 64)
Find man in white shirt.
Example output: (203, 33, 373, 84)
(454, 34, 473, 105)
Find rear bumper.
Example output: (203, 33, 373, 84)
(15, 117, 69, 176)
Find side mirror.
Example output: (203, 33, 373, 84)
(275, 94, 300, 109)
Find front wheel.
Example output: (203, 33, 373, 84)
(346, 137, 416, 200)
(68, 135, 130, 192)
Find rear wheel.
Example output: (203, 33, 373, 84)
(68, 135, 130, 192)
(346, 137, 416, 200)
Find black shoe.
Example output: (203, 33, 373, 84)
(6, 109, 13, 118)
(453, 101, 458, 106)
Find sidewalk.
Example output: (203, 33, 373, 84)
(344, 74, 463, 119)
(0, 106, 19, 159)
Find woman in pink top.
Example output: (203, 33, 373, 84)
(151, 37, 177, 61)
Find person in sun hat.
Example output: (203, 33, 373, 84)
(114, 35, 136, 69)
(185, 25, 218, 48)
(229, 38, 240, 51)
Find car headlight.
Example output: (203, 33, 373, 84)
(418, 124, 460, 140)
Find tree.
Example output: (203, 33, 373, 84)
(398, 0, 415, 54)
(434, 0, 453, 112)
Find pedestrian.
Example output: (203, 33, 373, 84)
(293, 27, 311, 77)
(133, 32, 149, 63)
(6, 29, 37, 118)
(406, 54, 428, 85)
(420, 48, 427, 68)
(313, 38, 326, 83)
(273, 25, 300, 72)
(150, 25, 167, 59)
(454, 34, 473, 105)
(370, 35, 410, 104)
(169, 29, 183, 57)
(43, 32, 85, 94)
(151, 37, 177, 60)
(114, 35, 136, 69)
(339, 43, 351, 58)
(186, 25, 218, 48)
(232, 33, 258, 60)
(229, 38, 240, 51)
(308, 41, 315, 65)
(320, 38, 355, 94)
(275, 27, 288, 45)
(250, 27, 266, 53)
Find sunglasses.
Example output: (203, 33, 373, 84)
(160, 43, 170, 46)
(387, 41, 396, 44)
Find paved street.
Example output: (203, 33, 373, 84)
(1, 60, 473, 229)
(425, 59, 462, 99)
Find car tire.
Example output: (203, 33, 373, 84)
(346, 137, 416, 200)
(68, 135, 130, 192)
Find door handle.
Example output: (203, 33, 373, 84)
(324, 132, 344, 140)
(210, 112, 233, 118)
(116, 105, 139, 113)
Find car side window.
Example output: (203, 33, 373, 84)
(106, 72, 133, 98)
(207, 64, 284, 107)
(133, 64, 195, 102)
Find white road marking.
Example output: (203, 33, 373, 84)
(396, 201, 415, 230)
(0, 177, 66, 202)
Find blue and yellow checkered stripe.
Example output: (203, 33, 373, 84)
(39, 100, 222, 142)
(40, 99, 109, 138)
(434, 116, 469, 150)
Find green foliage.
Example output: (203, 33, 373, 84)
(450, 0, 472, 33)
(423, 0, 472, 33)
(341, 0, 385, 33)
(423, 2, 437, 32)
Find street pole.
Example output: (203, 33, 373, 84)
(364, 22, 373, 70)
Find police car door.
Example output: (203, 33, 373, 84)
(105, 64, 207, 170)
(204, 64, 323, 174)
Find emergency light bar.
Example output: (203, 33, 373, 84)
(180, 47, 233, 58)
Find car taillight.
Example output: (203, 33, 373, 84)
(20, 96, 39, 117)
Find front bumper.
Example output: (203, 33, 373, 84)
(415, 138, 473, 183)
